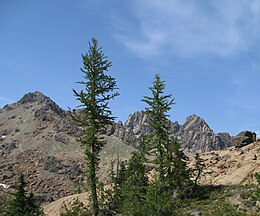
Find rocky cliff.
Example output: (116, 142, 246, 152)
(107, 111, 240, 153)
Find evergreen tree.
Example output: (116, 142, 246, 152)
(142, 74, 192, 197)
(113, 151, 148, 215)
(141, 182, 179, 216)
(142, 74, 175, 182)
(124, 152, 148, 187)
(167, 138, 192, 196)
(70, 38, 119, 216)
(193, 152, 205, 186)
(114, 160, 127, 186)
(4, 174, 43, 216)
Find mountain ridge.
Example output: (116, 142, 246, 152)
(109, 110, 237, 153)
(0, 91, 257, 204)
(1, 91, 257, 152)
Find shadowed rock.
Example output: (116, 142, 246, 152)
(232, 131, 257, 148)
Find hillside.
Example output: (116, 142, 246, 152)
(0, 91, 258, 206)
(0, 92, 134, 203)
(43, 140, 260, 215)
(190, 141, 260, 185)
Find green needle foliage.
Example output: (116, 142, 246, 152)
(142, 74, 175, 182)
(142, 74, 192, 196)
(70, 38, 119, 216)
(167, 137, 192, 196)
(112, 151, 149, 215)
(4, 174, 43, 216)
(254, 172, 260, 204)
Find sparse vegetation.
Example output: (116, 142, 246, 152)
(60, 199, 90, 216)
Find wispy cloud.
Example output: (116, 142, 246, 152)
(112, 0, 260, 58)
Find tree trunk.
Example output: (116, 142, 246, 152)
(89, 156, 99, 216)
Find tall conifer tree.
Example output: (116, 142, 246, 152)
(70, 38, 119, 216)
(142, 74, 192, 196)
(142, 74, 175, 182)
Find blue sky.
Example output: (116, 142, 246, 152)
(1, 0, 260, 136)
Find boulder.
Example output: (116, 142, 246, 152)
(231, 131, 257, 148)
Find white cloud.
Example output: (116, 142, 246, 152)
(113, 0, 260, 58)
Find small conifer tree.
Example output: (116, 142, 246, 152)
(113, 151, 148, 215)
(168, 138, 192, 196)
(5, 174, 43, 216)
(254, 172, 260, 202)
(193, 152, 205, 186)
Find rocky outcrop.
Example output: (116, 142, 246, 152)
(189, 140, 260, 185)
(124, 111, 153, 137)
(231, 131, 257, 148)
(0, 92, 83, 203)
(107, 112, 236, 153)
(217, 132, 233, 148)
(179, 115, 227, 153)
(106, 121, 137, 147)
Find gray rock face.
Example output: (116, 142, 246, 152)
(231, 131, 257, 148)
(107, 111, 236, 153)
(179, 115, 225, 153)
(43, 156, 64, 173)
(10, 92, 239, 153)
(217, 132, 233, 148)
(124, 111, 153, 138)
(18, 91, 46, 104)
(106, 121, 138, 147)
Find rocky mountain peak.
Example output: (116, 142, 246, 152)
(180, 115, 224, 152)
(107, 111, 237, 153)
(182, 114, 211, 132)
(18, 91, 50, 104)
(124, 111, 148, 129)
(124, 111, 152, 138)
(17, 91, 66, 118)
